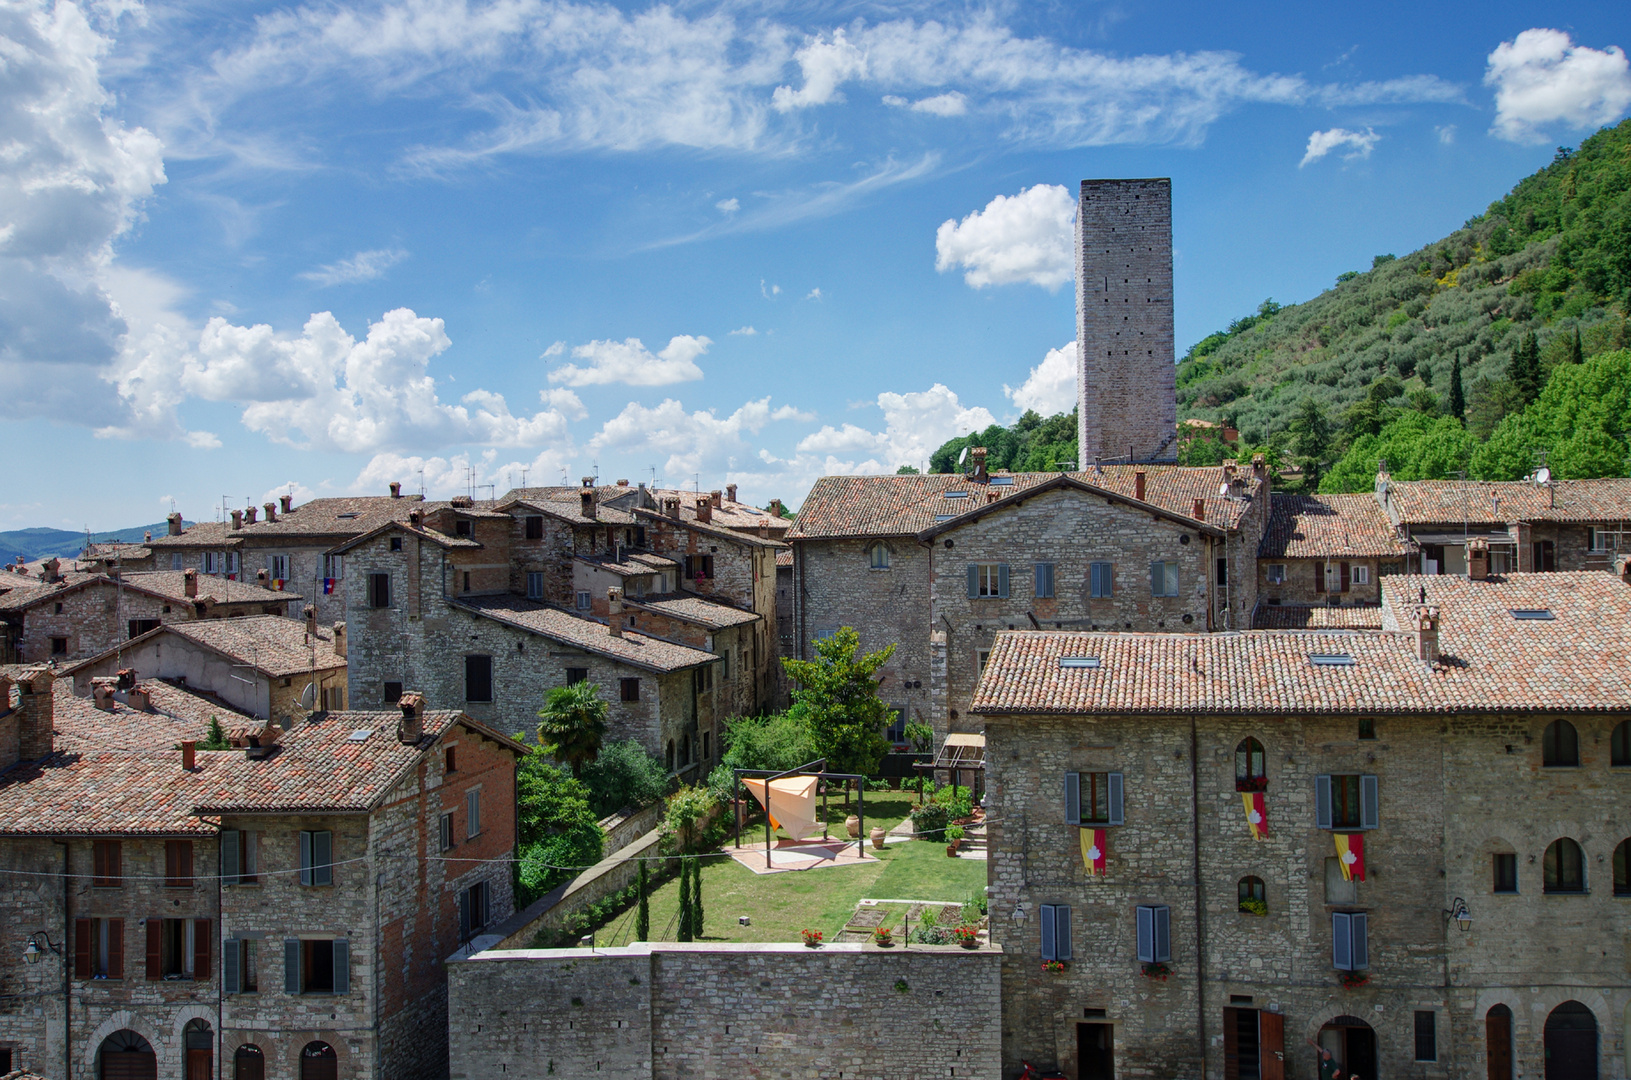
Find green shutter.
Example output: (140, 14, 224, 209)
(966, 564, 979, 598)
(284, 939, 301, 994)
(997, 564, 1010, 598)
(332, 938, 350, 994)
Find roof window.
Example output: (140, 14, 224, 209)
(934, 514, 958, 521)
(989, 477, 1015, 486)
(943, 491, 969, 499)
(348, 729, 374, 742)
(1309, 654, 1356, 667)
(1510, 609, 1554, 620)
(337, 513, 359, 519)
(1058, 657, 1101, 669)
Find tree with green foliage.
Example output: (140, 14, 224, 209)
(692, 860, 704, 938)
(929, 409, 1079, 473)
(1447, 353, 1467, 423)
(199, 717, 233, 750)
(1320, 412, 1477, 492)
(677, 857, 693, 941)
(635, 860, 651, 941)
(578, 739, 668, 817)
(1568, 327, 1585, 366)
(1471, 348, 1631, 480)
(780, 627, 896, 777)
(895, 464, 920, 474)
(663, 784, 715, 854)
(1509, 332, 1543, 406)
(1343, 377, 1405, 439)
(514, 752, 605, 904)
(536, 681, 609, 779)
(1289, 397, 1334, 490)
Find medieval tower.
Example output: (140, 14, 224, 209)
(1076, 178, 1178, 464)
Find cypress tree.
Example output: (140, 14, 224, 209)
(692, 859, 704, 939)
(1568, 327, 1585, 365)
(635, 860, 650, 942)
(1509, 332, 1542, 404)
(677, 858, 693, 942)
(1448, 352, 1467, 423)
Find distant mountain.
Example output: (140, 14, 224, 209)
(0, 522, 191, 563)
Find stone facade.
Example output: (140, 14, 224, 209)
(1077, 178, 1177, 465)
(1257, 557, 1398, 607)
(447, 942, 1003, 1080)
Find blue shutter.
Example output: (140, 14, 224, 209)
(1315, 775, 1333, 830)
(1154, 905, 1171, 963)
(997, 564, 1010, 598)
(1136, 905, 1154, 963)
(1035, 563, 1054, 599)
(1064, 773, 1080, 826)
(1089, 563, 1101, 597)
(1350, 913, 1368, 969)
(223, 938, 239, 994)
(1360, 775, 1379, 830)
(1150, 562, 1161, 596)
(1040, 905, 1057, 961)
(458, 889, 471, 941)
(1166, 563, 1180, 596)
(1332, 912, 1352, 970)
(332, 938, 350, 994)
(298, 831, 313, 886)
(1056, 906, 1072, 961)
(221, 831, 239, 885)
(314, 831, 333, 886)
(1107, 772, 1124, 826)
(284, 938, 302, 993)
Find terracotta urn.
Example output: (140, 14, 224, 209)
(870, 825, 887, 850)
(845, 814, 861, 838)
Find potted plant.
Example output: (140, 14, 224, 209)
(1238, 898, 1268, 917)
(945, 824, 965, 856)
(873, 926, 894, 947)
(1340, 971, 1370, 989)
(801, 929, 824, 948)
(953, 925, 979, 948)
(1041, 960, 1067, 974)
(1141, 962, 1171, 981)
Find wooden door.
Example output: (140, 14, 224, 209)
(1487, 1008, 1513, 1080)
(1260, 1011, 1285, 1080)
(186, 1048, 212, 1080)
(1077, 1023, 1114, 1080)
(101, 1051, 157, 1080)
(1223, 1009, 1242, 1080)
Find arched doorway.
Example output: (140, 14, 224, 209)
(233, 1045, 265, 1080)
(1544, 1002, 1597, 1080)
(1486, 1004, 1513, 1080)
(98, 1030, 156, 1080)
(1319, 1016, 1377, 1080)
(301, 1041, 338, 1080)
(184, 1020, 213, 1080)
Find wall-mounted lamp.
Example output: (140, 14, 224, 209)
(1442, 898, 1472, 932)
(22, 931, 61, 965)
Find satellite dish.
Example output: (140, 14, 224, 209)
(299, 682, 317, 709)
(957, 446, 969, 467)
(1219, 483, 1231, 496)
(1535, 467, 1552, 485)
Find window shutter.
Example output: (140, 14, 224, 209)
(1136, 905, 1154, 963)
(245, 831, 257, 877)
(299, 831, 313, 886)
(1056, 906, 1072, 961)
(222, 830, 240, 884)
(966, 565, 978, 599)
(1315, 775, 1333, 830)
(1332, 912, 1352, 970)
(1107, 772, 1124, 826)
(1150, 562, 1162, 596)
(194, 920, 211, 981)
(107, 920, 123, 980)
(314, 831, 333, 886)
(1064, 773, 1080, 826)
(74, 919, 91, 979)
(179, 841, 193, 883)
(1360, 775, 1379, 830)
(1039, 904, 1057, 961)
(1224, 1007, 1242, 1080)
(1351, 913, 1368, 969)
(1166, 563, 1180, 596)
(1154, 905, 1171, 963)
(998, 564, 1010, 598)
(145, 918, 162, 980)
(332, 938, 350, 994)
(284, 939, 302, 994)
(1315, 561, 1326, 592)
(459, 889, 471, 941)
(223, 939, 240, 994)
(1340, 562, 1351, 592)
(1106, 563, 1114, 596)
(468, 790, 481, 837)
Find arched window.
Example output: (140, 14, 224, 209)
(301, 1042, 338, 1080)
(98, 1030, 156, 1080)
(1234, 737, 1266, 791)
(867, 542, 890, 570)
(1612, 721, 1630, 767)
(234, 1045, 265, 1080)
(1542, 720, 1579, 767)
(1543, 1002, 1597, 1080)
(1614, 838, 1630, 897)
(1237, 875, 1266, 915)
(1543, 838, 1586, 893)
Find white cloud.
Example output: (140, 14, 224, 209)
(259, 481, 317, 505)
(898, 91, 967, 116)
(806, 288, 822, 301)
(1005, 341, 1077, 415)
(795, 384, 997, 472)
(761, 280, 780, 298)
(541, 387, 587, 420)
(729, 326, 758, 336)
(715, 198, 739, 214)
(772, 29, 867, 112)
(547, 334, 710, 387)
(541, 341, 565, 357)
(1436, 124, 1457, 145)
(1300, 127, 1380, 167)
(587, 396, 808, 479)
(935, 184, 1076, 290)
(299, 247, 409, 286)
(1484, 29, 1631, 143)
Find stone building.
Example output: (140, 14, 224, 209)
(0, 669, 524, 1080)
(971, 570, 1631, 1080)
(1253, 494, 1414, 629)
(140, 517, 243, 577)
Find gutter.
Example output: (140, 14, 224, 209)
(1188, 715, 1208, 1077)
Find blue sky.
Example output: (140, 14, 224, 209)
(3, 0, 1629, 531)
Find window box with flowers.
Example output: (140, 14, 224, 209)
(1041, 960, 1068, 974)
(1339, 971, 1369, 990)
(1141, 961, 1171, 981)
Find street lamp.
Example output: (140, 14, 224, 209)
(22, 932, 61, 965)
(1442, 898, 1472, 932)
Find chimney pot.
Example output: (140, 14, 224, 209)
(616, 479, 629, 487)
(245, 506, 257, 524)
(726, 484, 737, 503)
(758, 519, 769, 539)
(1192, 498, 1205, 521)
(126, 686, 151, 713)
(304, 604, 317, 635)
(397, 692, 425, 744)
(116, 668, 137, 690)
(581, 486, 598, 520)
(769, 498, 785, 519)
(390, 481, 402, 498)
(695, 497, 712, 524)
(279, 494, 293, 514)
(970, 446, 989, 483)
(332, 622, 346, 658)
(409, 509, 424, 526)
(230, 510, 243, 530)
(144, 531, 152, 543)
(664, 497, 680, 520)
(607, 587, 624, 637)
(710, 490, 723, 509)
(181, 741, 196, 771)
(263, 502, 277, 523)
(93, 680, 116, 712)
(1466, 537, 1490, 581)
(1415, 605, 1441, 667)
(167, 512, 183, 537)
(256, 569, 269, 586)
(183, 569, 198, 598)
(1134, 471, 1147, 502)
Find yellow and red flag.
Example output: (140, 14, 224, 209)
(1079, 828, 1107, 876)
(1334, 832, 1366, 881)
(1241, 792, 1269, 840)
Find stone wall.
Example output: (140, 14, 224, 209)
(447, 941, 1004, 1080)
(238, 541, 349, 625)
(1257, 556, 1393, 607)
(14, 580, 289, 665)
(492, 829, 661, 949)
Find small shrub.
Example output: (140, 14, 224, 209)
(910, 925, 951, 945)
(579, 740, 669, 818)
(910, 802, 949, 840)
(1238, 898, 1268, 917)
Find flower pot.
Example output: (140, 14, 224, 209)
(870, 825, 887, 850)
(845, 814, 861, 838)
(946, 842, 959, 857)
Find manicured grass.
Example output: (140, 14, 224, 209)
(588, 836, 985, 947)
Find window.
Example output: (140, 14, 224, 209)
(885, 707, 906, 745)
(1090, 561, 1114, 598)
(462, 571, 471, 593)
(454, 519, 473, 538)
(1542, 720, 1579, 766)
(1543, 838, 1585, 893)
(298, 830, 333, 887)
(684, 555, 714, 580)
(389, 536, 403, 552)
(172, 552, 185, 570)
(438, 814, 454, 852)
(1493, 852, 1518, 893)
(1331, 911, 1368, 970)
(1533, 540, 1556, 571)
(967, 563, 1008, 598)
(225, 940, 259, 994)
(1035, 563, 1055, 599)
(74, 917, 123, 979)
(465, 655, 493, 702)
(1265, 564, 1286, 585)
(466, 789, 481, 838)
(1351, 565, 1371, 585)
(1039, 904, 1072, 961)
(234, 1044, 265, 1080)
(575, 591, 591, 611)
(1064, 772, 1124, 827)
(1613, 721, 1630, 767)
(526, 572, 545, 600)
(976, 649, 991, 676)
(368, 573, 391, 608)
(149, 917, 209, 980)
(1414, 1011, 1437, 1061)
(695, 665, 714, 694)
(128, 618, 160, 639)
(445, 746, 457, 772)
(221, 830, 259, 885)
(867, 543, 890, 570)
(227, 552, 241, 577)
(1614, 839, 1630, 896)
(703, 731, 711, 761)
(665, 740, 674, 771)
(51, 637, 68, 655)
(1358, 718, 1376, 740)
(286, 938, 349, 995)
(621, 677, 641, 702)
(270, 555, 290, 581)
(165, 840, 194, 888)
(383, 681, 403, 704)
(92, 839, 122, 887)
(1136, 905, 1171, 963)
(1150, 561, 1179, 597)
(525, 516, 544, 539)
(1238, 876, 1266, 914)
(323, 687, 345, 710)
(1315, 774, 1378, 831)
(1235, 738, 1266, 792)
(203, 551, 221, 575)
(565, 668, 588, 685)
(323, 554, 343, 580)
(459, 881, 491, 941)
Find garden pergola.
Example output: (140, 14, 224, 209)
(732, 759, 869, 870)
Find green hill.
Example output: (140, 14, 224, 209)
(0, 522, 188, 563)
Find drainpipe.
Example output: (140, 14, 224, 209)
(216, 853, 224, 1080)
(1189, 714, 1208, 1077)
(58, 840, 70, 1080)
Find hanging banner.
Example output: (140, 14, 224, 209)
(1242, 792, 1269, 841)
(1334, 832, 1366, 881)
(1079, 827, 1107, 876)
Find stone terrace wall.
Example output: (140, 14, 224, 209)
(448, 942, 1003, 1080)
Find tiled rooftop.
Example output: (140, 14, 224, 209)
(54, 683, 261, 754)
(144, 520, 241, 549)
(627, 594, 761, 629)
(451, 595, 718, 672)
(1382, 477, 1631, 526)
(0, 750, 227, 836)
(628, 488, 791, 534)
(230, 495, 422, 539)
(573, 551, 679, 577)
(67, 615, 345, 680)
(499, 489, 640, 526)
(630, 506, 787, 549)
(119, 570, 304, 606)
(1259, 493, 1411, 559)
(1252, 604, 1385, 630)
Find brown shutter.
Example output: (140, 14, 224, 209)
(74, 918, 91, 978)
(93, 841, 107, 884)
(1223, 1008, 1241, 1080)
(107, 919, 124, 980)
(193, 919, 211, 981)
(111, 840, 121, 881)
(146, 918, 162, 980)
(1260, 1010, 1285, 1080)
(1314, 562, 1325, 592)
(1340, 562, 1351, 592)
(180, 841, 193, 885)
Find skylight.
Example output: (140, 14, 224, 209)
(1510, 609, 1555, 620)
(989, 477, 1015, 486)
(934, 514, 958, 521)
(337, 513, 359, 519)
(1309, 654, 1356, 667)
(943, 491, 969, 499)
(1059, 657, 1101, 669)
(348, 729, 374, 742)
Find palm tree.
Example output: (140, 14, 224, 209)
(536, 681, 609, 779)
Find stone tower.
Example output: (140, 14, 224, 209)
(1076, 178, 1177, 465)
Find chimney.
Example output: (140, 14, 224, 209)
(144, 531, 152, 543)
(695, 497, 712, 524)
(726, 484, 737, 503)
(607, 587, 624, 637)
(1223, 426, 1239, 444)
(1134, 471, 1146, 501)
(970, 447, 989, 483)
(125, 686, 151, 713)
(93, 680, 116, 712)
(581, 478, 598, 520)
(9, 668, 54, 764)
(245, 506, 258, 524)
(181, 741, 196, 771)
(280, 494, 293, 514)
(116, 668, 136, 690)
(167, 512, 183, 537)
(230, 510, 243, 530)
(390, 481, 402, 498)
(616, 479, 629, 487)
(664, 497, 681, 520)
(256, 569, 270, 586)
(1192, 498, 1205, 521)
(1615, 554, 1631, 587)
(769, 499, 786, 519)
(183, 568, 199, 598)
(758, 519, 770, 539)
(397, 692, 426, 744)
(1466, 537, 1490, 581)
(332, 622, 347, 658)
(409, 509, 424, 527)
(710, 490, 723, 509)
(263, 502, 277, 523)
(304, 604, 317, 636)
(1414, 605, 1441, 667)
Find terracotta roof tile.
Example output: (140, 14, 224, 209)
(54, 684, 261, 754)
(1383, 477, 1631, 526)
(1259, 494, 1411, 559)
(0, 751, 225, 836)
(66, 616, 344, 680)
(450, 596, 718, 672)
(230, 496, 422, 539)
(627, 594, 761, 629)
(1251, 604, 1385, 630)
(144, 521, 241, 549)
(630, 507, 786, 548)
